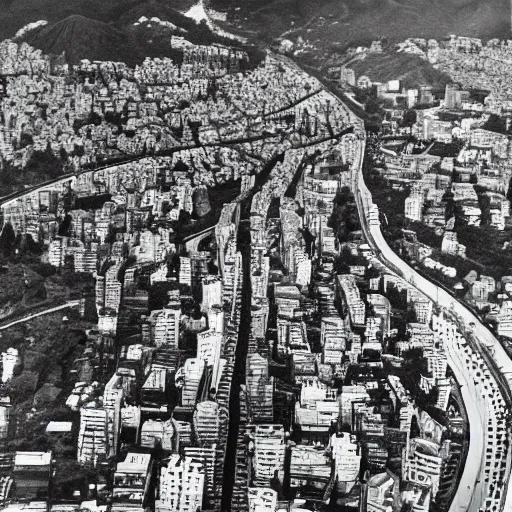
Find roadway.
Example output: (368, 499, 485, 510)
(0, 155, 148, 208)
(183, 226, 216, 253)
(439, 318, 486, 512)
(0, 300, 80, 331)
(0, 57, 507, 509)
(349, 127, 512, 512)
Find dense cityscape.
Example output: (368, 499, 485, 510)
(0, 3, 512, 512)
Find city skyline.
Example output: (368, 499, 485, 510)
(0, 3, 511, 512)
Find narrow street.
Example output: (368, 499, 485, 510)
(221, 205, 252, 510)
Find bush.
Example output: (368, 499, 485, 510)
(19, 133, 34, 148)
(328, 186, 361, 242)
(24, 143, 62, 180)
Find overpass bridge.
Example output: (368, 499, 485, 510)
(182, 226, 216, 254)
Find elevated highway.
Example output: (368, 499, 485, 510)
(183, 226, 216, 254)
(0, 300, 81, 331)
(350, 128, 512, 512)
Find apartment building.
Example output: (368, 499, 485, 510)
(157, 455, 204, 512)
(336, 274, 366, 327)
(77, 407, 109, 465)
(112, 452, 153, 512)
(252, 425, 286, 487)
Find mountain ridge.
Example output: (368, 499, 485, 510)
(210, 0, 511, 50)
(0, 0, 197, 42)
(18, 5, 247, 66)
(22, 15, 133, 64)
(348, 53, 452, 90)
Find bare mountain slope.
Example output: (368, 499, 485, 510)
(0, 0, 197, 41)
(22, 15, 132, 64)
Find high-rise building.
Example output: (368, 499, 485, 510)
(403, 438, 442, 496)
(103, 374, 124, 458)
(418, 86, 434, 106)
(141, 368, 168, 407)
(1, 348, 19, 383)
(336, 274, 365, 327)
(179, 257, 192, 287)
(141, 419, 174, 451)
(339, 385, 370, 428)
(77, 407, 109, 465)
(289, 445, 331, 492)
(340, 67, 356, 86)
(193, 401, 228, 447)
(12, 452, 52, 501)
(151, 299, 181, 349)
(48, 238, 64, 268)
(112, 452, 153, 512)
(294, 249, 311, 287)
(252, 425, 286, 486)
(207, 305, 225, 334)
(445, 83, 462, 110)
(321, 316, 347, 365)
(103, 263, 123, 312)
(405, 187, 424, 222)
(247, 353, 274, 423)
(157, 455, 205, 512)
(366, 472, 399, 512)
(0, 396, 11, 440)
(181, 358, 205, 406)
(197, 329, 223, 388)
(202, 276, 223, 312)
(330, 432, 361, 494)
(248, 487, 277, 512)
(183, 446, 217, 509)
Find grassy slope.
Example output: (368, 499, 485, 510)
(1, 311, 93, 457)
(348, 53, 453, 90)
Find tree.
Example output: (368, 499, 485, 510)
(395, 348, 440, 410)
(402, 109, 417, 134)
(74, 144, 85, 157)
(105, 111, 122, 128)
(507, 178, 512, 202)
(24, 143, 62, 180)
(328, 187, 361, 242)
(365, 97, 380, 115)
(0, 162, 15, 188)
(0, 222, 16, 256)
(62, 255, 76, 285)
(104, 225, 118, 245)
(87, 111, 102, 126)
(483, 113, 507, 135)
(207, 260, 219, 275)
(334, 186, 354, 206)
(18, 233, 42, 258)
(19, 132, 34, 148)
(178, 100, 190, 110)
(58, 214, 73, 237)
